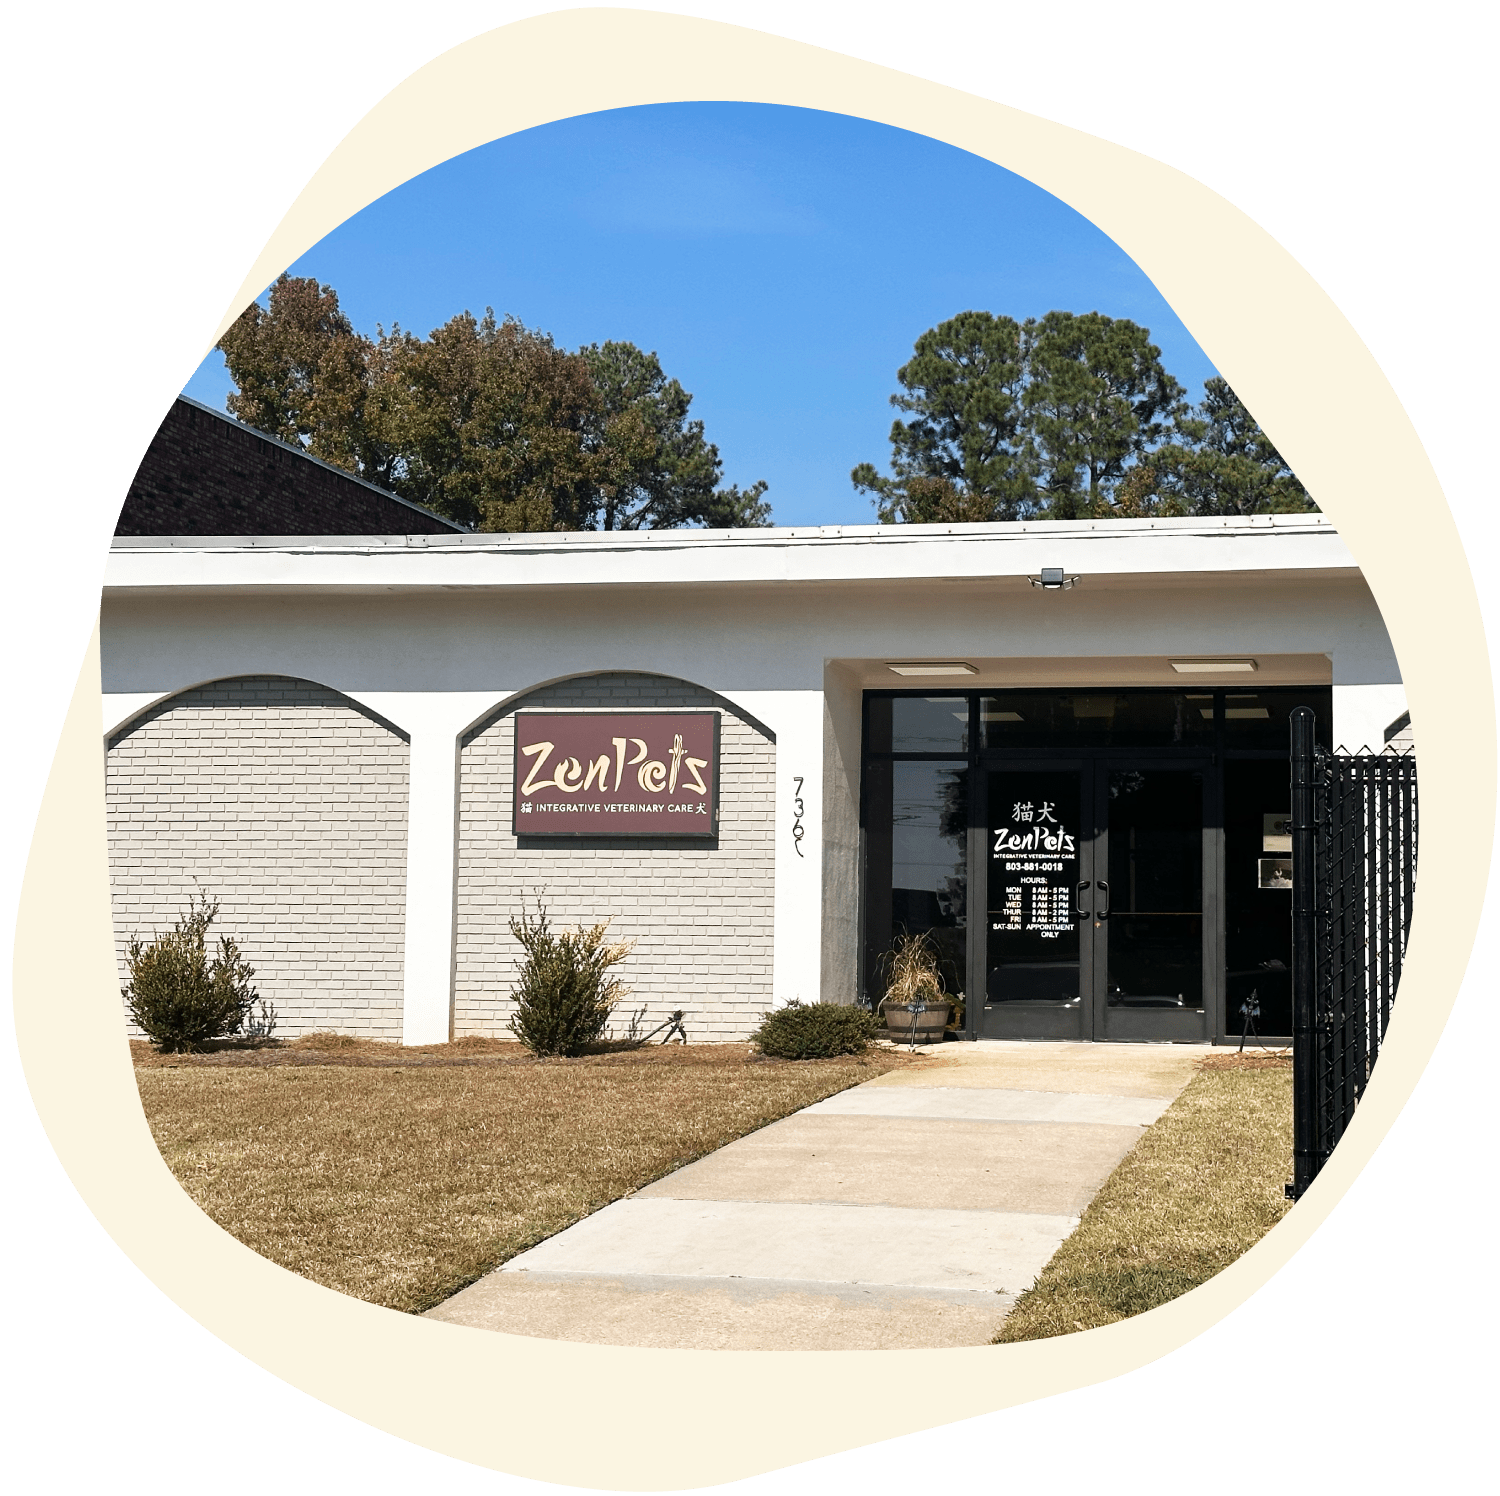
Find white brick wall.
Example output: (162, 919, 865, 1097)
(455, 673, 776, 1042)
(106, 676, 410, 1040)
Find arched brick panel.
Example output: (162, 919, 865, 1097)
(455, 672, 775, 1041)
(106, 675, 410, 1040)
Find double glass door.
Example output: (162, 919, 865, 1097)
(980, 758, 1212, 1041)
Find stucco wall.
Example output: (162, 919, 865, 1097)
(820, 662, 862, 1005)
(105, 675, 410, 1040)
(454, 672, 776, 1042)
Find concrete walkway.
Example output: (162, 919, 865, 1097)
(423, 1040, 1209, 1351)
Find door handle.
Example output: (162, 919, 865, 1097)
(1074, 881, 1091, 916)
(1095, 880, 1110, 919)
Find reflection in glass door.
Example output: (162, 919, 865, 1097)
(1095, 765, 1211, 1041)
(861, 758, 969, 1005)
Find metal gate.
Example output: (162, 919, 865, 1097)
(1288, 707, 1418, 1198)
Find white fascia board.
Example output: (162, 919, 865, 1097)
(103, 515, 1358, 594)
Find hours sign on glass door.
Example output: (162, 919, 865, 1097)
(986, 771, 1083, 1004)
(513, 712, 720, 836)
(991, 790, 1079, 936)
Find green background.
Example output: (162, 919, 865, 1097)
(5, 5, 1494, 1488)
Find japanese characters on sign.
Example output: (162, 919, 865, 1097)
(512, 712, 719, 837)
(991, 795, 1079, 939)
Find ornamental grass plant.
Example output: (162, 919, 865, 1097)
(880, 930, 946, 1010)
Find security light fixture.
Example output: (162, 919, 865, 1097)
(1170, 660, 1258, 673)
(1030, 568, 1079, 590)
(886, 662, 978, 676)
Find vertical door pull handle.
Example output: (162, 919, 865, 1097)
(1074, 880, 1091, 916)
(1096, 880, 1110, 918)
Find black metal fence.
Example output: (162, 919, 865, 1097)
(1289, 707, 1418, 1198)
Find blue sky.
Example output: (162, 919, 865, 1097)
(184, 102, 1220, 528)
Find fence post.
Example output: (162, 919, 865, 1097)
(1289, 706, 1317, 1199)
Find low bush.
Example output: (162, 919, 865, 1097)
(750, 1001, 880, 1060)
(507, 901, 635, 1058)
(123, 892, 261, 1054)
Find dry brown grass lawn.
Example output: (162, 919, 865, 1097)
(134, 1039, 913, 1313)
(995, 1052, 1292, 1342)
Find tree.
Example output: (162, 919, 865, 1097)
(702, 480, 774, 528)
(580, 341, 770, 529)
(217, 273, 390, 482)
(1114, 377, 1316, 517)
(855, 311, 1312, 522)
(217, 282, 771, 531)
(852, 311, 1037, 523)
(1020, 311, 1188, 518)
(369, 311, 599, 531)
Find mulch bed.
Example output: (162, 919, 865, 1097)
(1197, 1048, 1293, 1071)
(128, 1034, 827, 1071)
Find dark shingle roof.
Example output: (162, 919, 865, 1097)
(115, 396, 466, 536)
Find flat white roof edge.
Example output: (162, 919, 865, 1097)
(109, 512, 1335, 555)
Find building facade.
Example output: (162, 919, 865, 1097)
(101, 516, 1407, 1046)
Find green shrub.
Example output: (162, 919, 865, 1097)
(750, 1001, 880, 1060)
(123, 892, 261, 1054)
(507, 901, 635, 1058)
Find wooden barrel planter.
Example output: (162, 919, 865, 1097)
(880, 1000, 952, 1043)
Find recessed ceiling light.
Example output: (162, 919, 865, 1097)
(886, 662, 977, 676)
(1170, 660, 1258, 673)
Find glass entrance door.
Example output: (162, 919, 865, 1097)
(864, 687, 1328, 1042)
(978, 758, 1212, 1041)
(979, 764, 1092, 1040)
(1093, 762, 1213, 1042)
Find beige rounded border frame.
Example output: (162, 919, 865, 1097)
(14, 10, 1492, 1491)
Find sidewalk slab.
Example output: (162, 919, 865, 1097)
(426, 1040, 1208, 1350)
(636, 1115, 1144, 1215)
(424, 1271, 1016, 1351)
(498, 1196, 1077, 1295)
(870, 1041, 1210, 1097)
(803, 1085, 1171, 1127)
